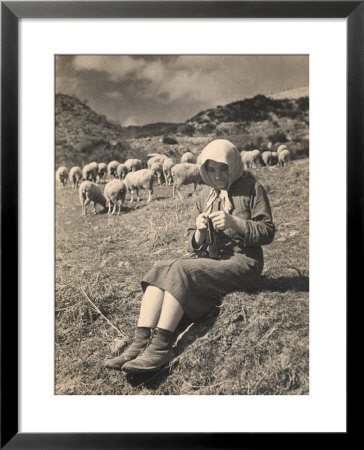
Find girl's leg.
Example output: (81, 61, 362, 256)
(122, 291, 184, 373)
(137, 285, 164, 328)
(104, 285, 164, 371)
(156, 290, 184, 332)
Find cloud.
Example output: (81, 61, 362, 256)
(123, 115, 139, 126)
(71, 55, 225, 103)
(73, 55, 146, 80)
(57, 55, 308, 125)
(105, 91, 124, 99)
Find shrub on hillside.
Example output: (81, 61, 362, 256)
(163, 136, 178, 145)
(167, 125, 178, 134)
(91, 145, 129, 164)
(268, 131, 287, 144)
(244, 142, 257, 150)
(56, 137, 67, 145)
(296, 97, 309, 112)
(181, 124, 195, 136)
(293, 139, 309, 158)
(200, 123, 216, 135)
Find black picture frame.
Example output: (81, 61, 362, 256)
(1, 1, 358, 448)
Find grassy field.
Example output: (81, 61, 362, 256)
(55, 158, 309, 395)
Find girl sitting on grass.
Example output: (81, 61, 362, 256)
(105, 139, 275, 373)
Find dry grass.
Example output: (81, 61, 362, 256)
(55, 157, 309, 395)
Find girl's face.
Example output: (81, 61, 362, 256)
(206, 160, 229, 189)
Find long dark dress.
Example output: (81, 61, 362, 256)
(141, 172, 275, 320)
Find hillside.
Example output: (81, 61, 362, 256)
(56, 94, 130, 167)
(183, 95, 308, 141)
(55, 91, 309, 167)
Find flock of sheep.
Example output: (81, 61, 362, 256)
(56, 144, 291, 217)
(241, 144, 291, 169)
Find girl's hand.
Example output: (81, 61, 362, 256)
(209, 211, 235, 230)
(196, 213, 208, 230)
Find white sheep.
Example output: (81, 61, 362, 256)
(88, 161, 98, 171)
(180, 151, 196, 164)
(162, 157, 175, 186)
(78, 181, 107, 217)
(271, 152, 278, 165)
(69, 166, 82, 189)
(116, 163, 129, 180)
(171, 163, 203, 200)
(277, 144, 288, 154)
(104, 179, 127, 215)
(107, 160, 120, 178)
(150, 161, 165, 185)
(97, 162, 107, 183)
(124, 158, 142, 172)
(242, 150, 262, 169)
(147, 155, 167, 169)
(82, 164, 97, 182)
(124, 169, 155, 203)
(261, 151, 274, 167)
(251, 149, 262, 160)
(56, 166, 69, 188)
(278, 149, 291, 167)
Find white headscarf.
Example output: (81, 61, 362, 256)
(199, 139, 245, 214)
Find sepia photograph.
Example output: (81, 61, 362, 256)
(55, 54, 309, 395)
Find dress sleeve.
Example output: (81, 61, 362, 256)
(242, 182, 275, 246)
(187, 195, 207, 254)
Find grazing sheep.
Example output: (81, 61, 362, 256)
(162, 157, 175, 186)
(124, 169, 155, 203)
(277, 144, 288, 154)
(82, 164, 97, 182)
(104, 179, 127, 215)
(116, 163, 129, 180)
(89, 161, 98, 171)
(251, 149, 262, 160)
(181, 151, 196, 164)
(261, 151, 274, 167)
(56, 166, 68, 188)
(124, 158, 142, 172)
(108, 160, 120, 178)
(271, 152, 278, 165)
(278, 149, 291, 167)
(242, 150, 262, 169)
(97, 162, 107, 183)
(150, 161, 165, 185)
(171, 163, 203, 199)
(78, 181, 106, 217)
(147, 155, 167, 169)
(69, 166, 82, 189)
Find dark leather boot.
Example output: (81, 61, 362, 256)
(104, 327, 152, 371)
(122, 327, 175, 373)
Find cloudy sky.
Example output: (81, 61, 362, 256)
(56, 55, 308, 126)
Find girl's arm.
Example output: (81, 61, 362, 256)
(209, 182, 275, 246)
(187, 195, 209, 252)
